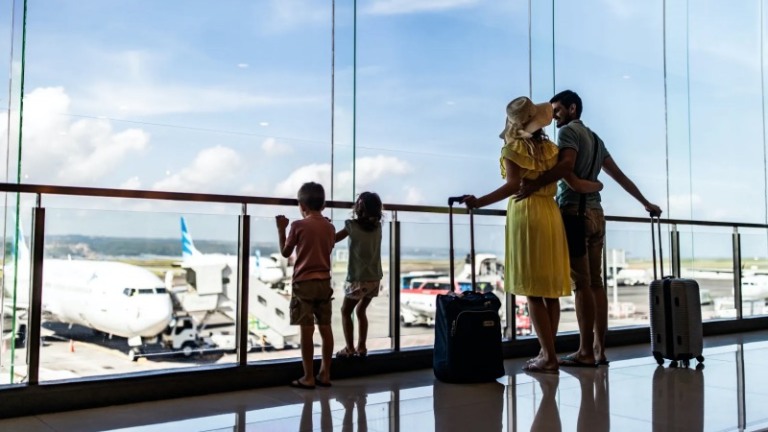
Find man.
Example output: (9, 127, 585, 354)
(516, 90, 661, 366)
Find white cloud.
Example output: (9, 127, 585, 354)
(119, 176, 142, 190)
(404, 186, 425, 204)
(261, 137, 294, 156)
(153, 146, 243, 192)
(274, 155, 412, 197)
(275, 163, 332, 197)
(19, 87, 149, 184)
(365, 0, 479, 15)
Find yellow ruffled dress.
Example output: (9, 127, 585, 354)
(502, 139, 571, 298)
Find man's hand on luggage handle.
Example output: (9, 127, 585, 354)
(646, 203, 662, 218)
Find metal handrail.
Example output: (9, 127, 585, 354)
(2, 182, 768, 228)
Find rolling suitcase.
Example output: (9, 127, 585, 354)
(648, 215, 704, 368)
(433, 196, 505, 383)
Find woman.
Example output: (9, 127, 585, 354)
(463, 97, 602, 374)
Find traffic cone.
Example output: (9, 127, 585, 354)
(69, 339, 75, 353)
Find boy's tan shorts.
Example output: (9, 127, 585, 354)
(290, 279, 333, 326)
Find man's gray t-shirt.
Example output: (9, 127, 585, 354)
(556, 119, 611, 209)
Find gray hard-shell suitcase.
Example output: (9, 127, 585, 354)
(648, 215, 704, 368)
(432, 196, 504, 383)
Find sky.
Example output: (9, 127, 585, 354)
(1, 0, 768, 261)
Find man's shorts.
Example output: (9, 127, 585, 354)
(344, 280, 381, 301)
(290, 279, 333, 326)
(561, 206, 606, 291)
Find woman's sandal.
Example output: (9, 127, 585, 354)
(336, 347, 356, 358)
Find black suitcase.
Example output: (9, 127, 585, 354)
(648, 215, 704, 368)
(433, 196, 505, 383)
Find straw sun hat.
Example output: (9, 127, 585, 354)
(499, 96, 554, 140)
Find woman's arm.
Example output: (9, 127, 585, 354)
(464, 158, 521, 208)
(563, 172, 603, 193)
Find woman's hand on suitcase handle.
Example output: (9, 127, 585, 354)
(461, 195, 479, 209)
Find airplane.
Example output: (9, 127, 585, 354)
(176, 217, 299, 349)
(180, 217, 285, 286)
(2, 224, 173, 359)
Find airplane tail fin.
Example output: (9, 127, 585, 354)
(181, 217, 202, 259)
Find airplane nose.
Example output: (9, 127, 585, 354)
(131, 296, 173, 336)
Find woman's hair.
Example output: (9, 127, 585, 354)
(353, 192, 383, 232)
(518, 128, 550, 161)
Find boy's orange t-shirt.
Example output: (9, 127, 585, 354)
(285, 214, 335, 282)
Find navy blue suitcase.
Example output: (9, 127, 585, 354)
(433, 197, 504, 383)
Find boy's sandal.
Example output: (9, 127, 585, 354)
(356, 348, 368, 358)
(336, 347, 356, 358)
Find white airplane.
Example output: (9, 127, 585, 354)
(740, 275, 768, 300)
(179, 217, 286, 286)
(2, 225, 173, 356)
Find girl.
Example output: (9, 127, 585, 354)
(335, 192, 383, 358)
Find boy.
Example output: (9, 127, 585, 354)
(276, 182, 336, 389)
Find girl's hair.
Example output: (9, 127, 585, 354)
(353, 191, 383, 232)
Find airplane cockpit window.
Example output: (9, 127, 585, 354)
(123, 288, 137, 297)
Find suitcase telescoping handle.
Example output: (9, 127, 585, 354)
(650, 210, 663, 280)
(448, 196, 475, 293)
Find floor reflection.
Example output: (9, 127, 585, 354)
(2, 334, 768, 432)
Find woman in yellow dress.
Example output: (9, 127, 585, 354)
(463, 97, 602, 374)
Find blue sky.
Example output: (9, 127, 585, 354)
(2, 0, 768, 261)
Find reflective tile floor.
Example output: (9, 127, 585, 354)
(3, 331, 768, 431)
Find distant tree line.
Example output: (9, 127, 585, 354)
(4, 236, 279, 259)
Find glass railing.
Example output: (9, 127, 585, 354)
(1, 183, 767, 388)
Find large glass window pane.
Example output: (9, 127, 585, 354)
(669, 0, 766, 224)
(678, 226, 734, 322)
(737, 229, 768, 318)
(20, 1, 332, 198)
(1, 203, 32, 385)
(550, 1, 666, 219)
(603, 221, 671, 331)
(31, 207, 240, 381)
(355, 2, 528, 206)
(399, 213, 506, 349)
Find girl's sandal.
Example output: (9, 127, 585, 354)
(336, 347, 356, 358)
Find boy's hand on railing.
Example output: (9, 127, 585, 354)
(275, 215, 289, 230)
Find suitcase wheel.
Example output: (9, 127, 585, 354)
(653, 353, 664, 366)
(669, 360, 678, 368)
(696, 355, 704, 363)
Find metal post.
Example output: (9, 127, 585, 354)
(671, 224, 681, 278)
(736, 344, 746, 430)
(733, 227, 742, 320)
(389, 213, 400, 352)
(27, 200, 44, 385)
(236, 205, 251, 366)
